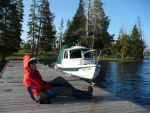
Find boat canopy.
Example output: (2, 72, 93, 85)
(57, 44, 74, 64)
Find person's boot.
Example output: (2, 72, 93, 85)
(72, 86, 93, 100)
(87, 86, 93, 94)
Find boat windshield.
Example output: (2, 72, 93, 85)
(83, 50, 94, 59)
(69, 49, 94, 59)
(70, 50, 82, 59)
(65, 48, 98, 59)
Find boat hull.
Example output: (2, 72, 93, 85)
(55, 64, 100, 80)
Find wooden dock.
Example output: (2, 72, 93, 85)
(0, 60, 149, 113)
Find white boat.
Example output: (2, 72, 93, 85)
(55, 44, 102, 80)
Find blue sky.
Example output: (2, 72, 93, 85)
(22, 0, 150, 48)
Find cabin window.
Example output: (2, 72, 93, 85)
(83, 50, 94, 59)
(70, 50, 81, 59)
(84, 52, 92, 58)
(64, 51, 68, 59)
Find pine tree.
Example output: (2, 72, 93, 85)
(111, 38, 121, 57)
(27, 0, 38, 55)
(64, 0, 86, 45)
(11, 0, 24, 52)
(38, 0, 56, 54)
(66, 19, 71, 29)
(116, 23, 130, 59)
(119, 34, 130, 59)
(58, 19, 64, 50)
(63, 19, 71, 45)
(130, 24, 146, 60)
(27, 0, 56, 55)
(0, 0, 23, 61)
(92, 0, 114, 54)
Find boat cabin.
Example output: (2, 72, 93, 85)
(62, 46, 96, 65)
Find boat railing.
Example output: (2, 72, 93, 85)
(96, 50, 103, 61)
(83, 49, 103, 64)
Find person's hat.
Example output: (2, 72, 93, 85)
(28, 57, 36, 64)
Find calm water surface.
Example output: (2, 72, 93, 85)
(95, 60, 150, 109)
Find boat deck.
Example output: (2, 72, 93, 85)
(0, 60, 149, 113)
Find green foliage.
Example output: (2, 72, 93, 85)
(100, 56, 135, 62)
(6, 49, 59, 66)
(129, 24, 146, 60)
(27, 0, 56, 55)
(39, 0, 56, 53)
(112, 23, 146, 61)
(119, 34, 130, 59)
(64, 0, 86, 45)
(0, 0, 146, 62)
(58, 19, 64, 49)
(0, 0, 24, 61)
(90, 0, 114, 55)
(63, 0, 114, 55)
(22, 41, 31, 53)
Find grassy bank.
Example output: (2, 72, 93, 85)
(6, 50, 135, 63)
(100, 56, 135, 62)
(6, 50, 59, 67)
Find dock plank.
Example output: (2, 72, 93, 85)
(0, 60, 149, 113)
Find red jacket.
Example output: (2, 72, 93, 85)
(23, 54, 52, 96)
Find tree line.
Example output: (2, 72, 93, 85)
(0, 0, 23, 61)
(0, 0, 147, 61)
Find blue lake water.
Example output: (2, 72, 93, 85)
(95, 60, 150, 109)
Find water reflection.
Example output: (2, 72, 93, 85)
(95, 60, 150, 109)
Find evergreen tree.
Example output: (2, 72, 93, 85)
(58, 19, 64, 50)
(116, 24, 130, 59)
(119, 34, 130, 59)
(64, 0, 86, 45)
(16, 0, 24, 36)
(27, 0, 38, 55)
(66, 19, 71, 29)
(63, 19, 71, 45)
(12, 0, 24, 52)
(23, 41, 31, 53)
(137, 16, 143, 39)
(92, 0, 114, 54)
(111, 38, 121, 57)
(130, 24, 146, 60)
(27, 0, 56, 55)
(0, 0, 23, 61)
(38, 0, 56, 54)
